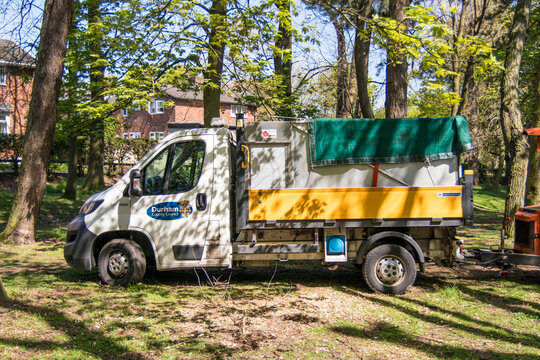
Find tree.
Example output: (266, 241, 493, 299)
(499, 0, 531, 236)
(0, 0, 74, 244)
(523, 4, 540, 205)
(526, 55, 540, 205)
(0, 277, 8, 300)
(203, 0, 227, 126)
(353, 0, 374, 118)
(273, 0, 294, 117)
(318, 0, 354, 118)
(59, 0, 188, 191)
(303, 0, 355, 118)
(84, 0, 106, 190)
(385, 0, 409, 118)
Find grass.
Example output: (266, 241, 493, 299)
(458, 185, 508, 248)
(0, 178, 539, 359)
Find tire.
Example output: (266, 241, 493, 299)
(362, 244, 416, 294)
(98, 239, 146, 286)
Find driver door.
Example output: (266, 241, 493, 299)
(128, 134, 214, 269)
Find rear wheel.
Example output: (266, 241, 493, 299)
(98, 239, 146, 286)
(362, 244, 416, 294)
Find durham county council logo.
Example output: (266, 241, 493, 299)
(147, 201, 193, 220)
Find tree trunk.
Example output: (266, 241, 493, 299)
(450, 0, 469, 116)
(0, 0, 74, 244)
(84, 117, 105, 191)
(63, 131, 78, 199)
(0, 278, 8, 301)
(63, 44, 79, 200)
(84, 0, 105, 191)
(333, 15, 350, 118)
(499, 0, 531, 236)
(354, 0, 374, 118)
(203, 0, 226, 127)
(385, 0, 409, 119)
(456, 60, 474, 116)
(273, 0, 294, 118)
(493, 151, 505, 186)
(525, 55, 540, 205)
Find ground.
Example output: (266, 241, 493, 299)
(0, 180, 539, 359)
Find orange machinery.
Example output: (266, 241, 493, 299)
(515, 128, 540, 256)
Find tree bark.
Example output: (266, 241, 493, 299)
(493, 151, 505, 186)
(0, 278, 8, 301)
(273, 0, 294, 118)
(450, 0, 469, 116)
(354, 0, 374, 118)
(385, 0, 409, 119)
(63, 44, 79, 200)
(332, 15, 350, 118)
(525, 55, 540, 205)
(0, 0, 74, 244)
(84, 0, 105, 190)
(499, 0, 531, 236)
(63, 131, 78, 199)
(203, 0, 226, 127)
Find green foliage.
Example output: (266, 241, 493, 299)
(104, 137, 157, 174)
(519, 4, 540, 127)
(0, 135, 25, 173)
(368, 4, 503, 109)
(409, 86, 453, 118)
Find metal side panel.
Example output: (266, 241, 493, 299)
(244, 218, 464, 229)
(248, 186, 464, 221)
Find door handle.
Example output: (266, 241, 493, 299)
(241, 144, 250, 169)
(196, 193, 207, 211)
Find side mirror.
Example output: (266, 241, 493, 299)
(129, 169, 143, 197)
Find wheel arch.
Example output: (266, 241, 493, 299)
(355, 231, 425, 267)
(92, 230, 157, 269)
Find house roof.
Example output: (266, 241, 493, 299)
(161, 85, 254, 106)
(0, 39, 36, 67)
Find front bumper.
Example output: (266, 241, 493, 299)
(64, 215, 98, 270)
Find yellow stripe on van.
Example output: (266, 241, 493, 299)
(248, 187, 463, 221)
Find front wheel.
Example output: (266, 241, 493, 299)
(98, 239, 146, 286)
(362, 244, 416, 294)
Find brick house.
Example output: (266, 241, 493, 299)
(0, 39, 35, 135)
(117, 85, 257, 140)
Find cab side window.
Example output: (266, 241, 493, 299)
(142, 140, 206, 195)
(168, 141, 205, 193)
(143, 148, 168, 195)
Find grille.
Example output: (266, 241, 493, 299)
(515, 220, 534, 249)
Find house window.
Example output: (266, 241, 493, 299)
(0, 66, 6, 86)
(0, 114, 9, 134)
(148, 100, 164, 114)
(122, 108, 129, 117)
(129, 132, 141, 139)
(122, 132, 129, 138)
(150, 132, 165, 140)
(231, 104, 247, 117)
(133, 103, 141, 111)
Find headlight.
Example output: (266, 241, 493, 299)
(80, 200, 104, 215)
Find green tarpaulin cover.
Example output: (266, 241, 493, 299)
(308, 115, 474, 167)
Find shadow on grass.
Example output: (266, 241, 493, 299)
(0, 297, 144, 358)
(416, 272, 540, 316)
(0, 297, 238, 359)
(53, 261, 364, 297)
(337, 286, 540, 358)
(330, 321, 539, 360)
